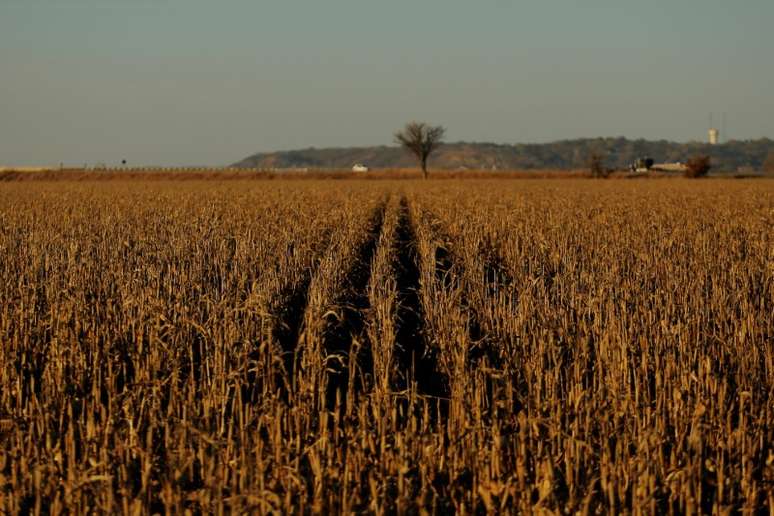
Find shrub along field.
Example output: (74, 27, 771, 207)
(0, 179, 772, 513)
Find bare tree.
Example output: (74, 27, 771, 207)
(588, 152, 609, 178)
(394, 122, 445, 179)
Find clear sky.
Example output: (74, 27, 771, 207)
(2, 0, 773, 166)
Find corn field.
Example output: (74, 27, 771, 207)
(0, 179, 772, 514)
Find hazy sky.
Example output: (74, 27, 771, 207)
(2, 0, 773, 166)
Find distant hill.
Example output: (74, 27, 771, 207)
(232, 138, 774, 172)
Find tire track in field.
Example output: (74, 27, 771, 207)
(245, 230, 333, 404)
(322, 201, 386, 411)
(272, 264, 319, 398)
(394, 198, 449, 420)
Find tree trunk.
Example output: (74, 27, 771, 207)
(421, 158, 428, 179)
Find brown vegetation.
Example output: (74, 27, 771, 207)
(0, 168, 587, 182)
(764, 151, 774, 175)
(685, 155, 712, 178)
(0, 179, 772, 513)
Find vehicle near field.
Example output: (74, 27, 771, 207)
(352, 163, 369, 172)
(630, 157, 654, 172)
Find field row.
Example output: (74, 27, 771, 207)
(0, 180, 772, 513)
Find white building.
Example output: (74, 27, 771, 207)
(352, 163, 369, 172)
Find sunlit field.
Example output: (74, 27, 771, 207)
(1, 179, 772, 513)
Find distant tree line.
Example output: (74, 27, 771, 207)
(233, 137, 774, 172)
